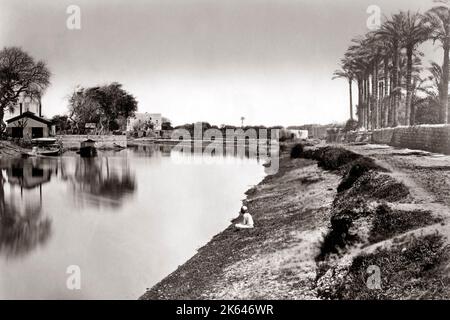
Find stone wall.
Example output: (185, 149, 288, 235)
(372, 128, 395, 145)
(371, 125, 450, 154)
(57, 135, 127, 149)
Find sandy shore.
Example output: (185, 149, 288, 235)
(141, 142, 450, 300)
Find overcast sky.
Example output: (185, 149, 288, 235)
(0, 0, 438, 126)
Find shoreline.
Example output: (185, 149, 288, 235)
(141, 142, 450, 300)
(140, 142, 342, 299)
(0, 141, 29, 158)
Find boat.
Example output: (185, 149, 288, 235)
(78, 139, 97, 157)
(113, 143, 126, 150)
(22, 145, 62, 158)
(31, 138, 58, 146)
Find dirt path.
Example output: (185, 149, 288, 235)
(315, 143, 450, 299)
(345, 144, 450, 223)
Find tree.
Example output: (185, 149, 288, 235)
(68, 87, 102, 133)
(161, 121, 173, 130)
(0, 47, 50, 132)
(376, 13, 405, 127)
(400, 11, 432, 125)
(68, 83, 138, 133)
(425, 1, 450, 123)
(333, 65, 354, 120)
(51, 115, 70, 134)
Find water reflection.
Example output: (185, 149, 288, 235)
(0, 144, 266, 299)
(0, 160, 52, 257)
(68, 157, 136, 209)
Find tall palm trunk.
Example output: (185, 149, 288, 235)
(389, 73, 394, 127)
(443, 41, 449, 123)
(405, 45, 413, 126)
(348, 78, 353, 120)
(392, 40, 400, 126)
(366, 74, 371, 130)
(384, 56, 389, 128)
(357, 78, 363, 127)
(362, 78, 366, 128)
(366, 74, 372, 130)
(371, 63, 378, 129)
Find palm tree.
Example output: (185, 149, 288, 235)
(429, 61, 444, 101)
(332, 65, 354, 120)
(376, 13, 405, 127)
(400, 11, 432, 126)
(345, 37, 375, 129)
(425, 0, 450, 123)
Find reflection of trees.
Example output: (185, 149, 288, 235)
(70, 157, 136, 208)
(0, 170, 52, 257)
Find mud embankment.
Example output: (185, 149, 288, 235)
(302, 146, 450, 299)
(0, 141, 28, 158)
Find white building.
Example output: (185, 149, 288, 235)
(126, 113, 162, 132)
(5, 93, 53, 139)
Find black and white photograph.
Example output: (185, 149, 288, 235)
(1, 0, 450, 309)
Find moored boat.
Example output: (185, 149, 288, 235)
(78, 139, 97, 157)
(22, 145, 62, 158)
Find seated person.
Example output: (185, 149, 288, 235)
(235, 205, 254, 229)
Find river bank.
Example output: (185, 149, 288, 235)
(141, 142, 450, 300)
(140, 142, 342, 299)
(0, 141, 28, 158)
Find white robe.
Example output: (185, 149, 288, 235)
(235, 212, 254, 229)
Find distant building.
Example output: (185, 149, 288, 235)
(5, 93, 53, 139)
(126, 113, 162, 132)
(288, 124, 328, 139)
(288, 129, 308, 139)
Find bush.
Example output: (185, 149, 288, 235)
(290, 143, 304, 158)
(369, 204, 441, 243)
(343, 119, 359, 132)
(337, 157, 386, 192)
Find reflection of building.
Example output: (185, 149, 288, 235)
(5, 93, 53, 139)
(6, 161, 52, 189)
(0, 165, 52, 257)
(126, 113, 162, 132)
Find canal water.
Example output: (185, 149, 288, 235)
(0, 145, 266, 299)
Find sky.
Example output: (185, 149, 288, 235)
(0, 0, 440, 127)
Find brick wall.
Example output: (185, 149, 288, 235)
(372, 128, 395, 145)
(371, 125, 450, 154)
